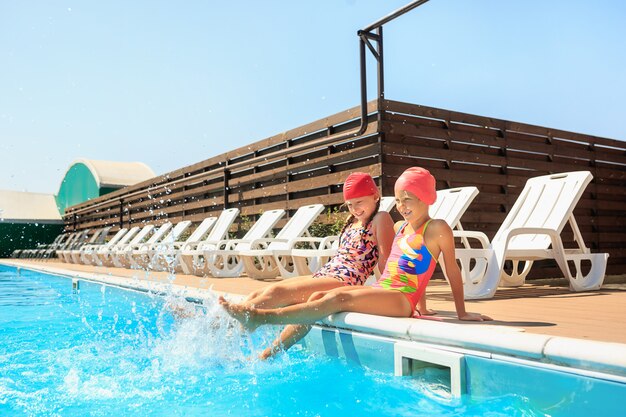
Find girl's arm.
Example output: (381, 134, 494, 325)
(371, 212, 395, 274)
(431, 220, 492, 322)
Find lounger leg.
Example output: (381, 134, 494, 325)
(275, 255, 299, 279)
(292, 255, 327, 276)
(560, 253, 609, 291)
(500, 260, 534, 287)
(549, 236, 609, 292)
(242, 255, 279, 280)
(460, 249, 505, 300)
(179, 253, 194, 275)
(208, 254, 244, 278)
(193, 254, 209, 277)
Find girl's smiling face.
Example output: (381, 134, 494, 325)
(395, 189, 428, 222)
(345, 194, 379, 223)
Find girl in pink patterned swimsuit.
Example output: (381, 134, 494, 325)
(221, 167, 492, 340)
(243, 172, 394, 359)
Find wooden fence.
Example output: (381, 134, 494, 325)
(64, 99, 626, 277)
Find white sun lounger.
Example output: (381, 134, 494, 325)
(128, 221, 193, 269)
(14, 233, 68, 259)
(57, 229, 97, 262)
(109, 224, 157, 268)
(121, 222, 175, 269)
(238, 204, 326, 280)
(79, 228, 129, 265)
(455, 171, 609, 299)
(40, 232, 80, 259)
(178, 208, 241, 275)
(56, 233, 86, 263)
(148, 216, 218, 272)
(66, 226, 112, 264)
(96, 226, 142, 267)
(201, 209, 286, 278)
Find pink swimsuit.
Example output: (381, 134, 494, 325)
(371, 221, 437, 311)
(312, 222, 379, 286)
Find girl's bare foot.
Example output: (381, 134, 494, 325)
(170, 303, 197, 319)
(421, 308, 437, 316)
(218, 296, 260, 332)
(258, 343, 283, 361)
(258, 348, 273, 361)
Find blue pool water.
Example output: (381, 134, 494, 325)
(0, 265, 557, 416)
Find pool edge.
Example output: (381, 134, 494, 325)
(3, 260, 625, 380)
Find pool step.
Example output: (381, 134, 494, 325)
(394, 341, 466, 397)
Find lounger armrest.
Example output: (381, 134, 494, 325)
(79, 244, 98, 253)
(136, 243, 153, 252)
(78, 245, 91, 253)
(501, 227, 560, 244)
(212, 239, 252, 251)
(107, 244, 125, 252)
(196, 240, 227, 251)
(152, 242, 173, 252)
(287, 236, 339, 250)
(247, 238, 289, 250)
(453, 231, 490, 248)
(169, 241, 188, 250)
(181, 241, 202, 252)
(123, 243, 144, 252)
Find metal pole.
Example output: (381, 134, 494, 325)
(377, 25, 384, 101)
(357, 0, 430, 135)
(358, 35, 368, 134)
(362, 0, 430, 32)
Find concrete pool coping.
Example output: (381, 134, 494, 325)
(3, 259, 626, 379)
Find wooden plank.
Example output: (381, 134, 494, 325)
(383, 111, 448, 129)
(236, 194, 346, 217)
(505, 134, 596, 160)
(595, 166, 626, 182)
(594, 148, 626, 164)
(162, 182, 225, 204)
(594, 183, 626, 195)
(382, 142, 507, 167)
(227, 142, 381, 189)
(230, 165, 381, 202)
(382, 162, 510, 187)
(383, 99, 508, 131)
(504, 156, 589, 173)
(506, 121, 620, 147)
(382, 120, 506, 148)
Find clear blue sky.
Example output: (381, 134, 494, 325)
(1, 1, 625, 194)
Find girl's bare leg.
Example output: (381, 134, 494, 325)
(417, 293, 436, 316)
(259, 324, 311, 360)
(243, 276, 344, 309)
(258, 290, 330, 359)
(219, 286, 412, 331)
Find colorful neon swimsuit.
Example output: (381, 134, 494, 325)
(372, 220, 437, 311)
(312, 221, 379, 286)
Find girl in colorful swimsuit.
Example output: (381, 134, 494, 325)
(243, 171, 395, 359)
(220, 167, 492, 337)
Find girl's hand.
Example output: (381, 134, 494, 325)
(459, 312, 493, 321)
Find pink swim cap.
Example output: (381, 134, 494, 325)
(394, 167, 437, 205)
(343, 172, 378, 200)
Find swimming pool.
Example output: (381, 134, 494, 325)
(0, 264, 623, 416)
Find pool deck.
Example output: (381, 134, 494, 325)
(3, 258, 626, 345)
